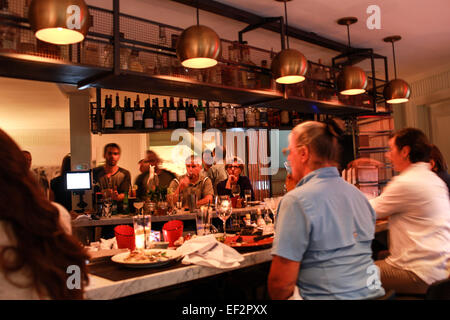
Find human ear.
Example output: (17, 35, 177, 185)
(401, 146, 411, 160)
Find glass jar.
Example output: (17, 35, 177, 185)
(128, 49, 144, 72)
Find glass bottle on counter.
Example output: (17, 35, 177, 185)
(273, 109, 281, 127)
(280, 109, 291, 127)
(154, 98, 163, 129)
(208, 102, 217, 128)
(196, 99, 206, 126)
(124, 97, 133, 129)
(246, 107, 256, 127)
(177, 98, 187, 128)
(104, 95, 114, 129)
(236, 106, 245, 127)
(259, 108, 268, 127)
(187, 101, 196, 129)
(168, 97, 178, 129)
(143, 98, 154, 129)
(114, 93, 123, 129)
(226, 104, 235, 128)
(161, 99, 169, 129)
(291, 111, 302, 126)
(133, 95, 143, 129)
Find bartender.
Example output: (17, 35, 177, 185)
(168, 155, 214, 208)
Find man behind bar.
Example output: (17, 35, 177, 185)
(168, 155, 214, 208)
(93, 143, 131, 202)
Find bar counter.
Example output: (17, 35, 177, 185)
(85, 248, 272, 300)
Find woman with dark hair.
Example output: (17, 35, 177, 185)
(0, 129, 89, 299)
(429, 144, 450, 195)
(216, 156, 255, 200)
(50, 154, 72, 211)
(268, 120, 384, 300)
(370, 128, 450, 295)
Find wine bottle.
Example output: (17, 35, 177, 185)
(154, 98, 163, 129)
(226, 104, 235, 128)
(143, 98, 154, 129)
(104, 95, 114, 129)
(205, 101, 210, 128)
(195, 99, 206, 126)
(187, 101, 196, 129)
(246, 107, 255, 127)
(177, 98, 187, 128)
(114, 93, 123, 129)
(168, 97, 178, 129)
(124, 96, 134, 128)
(236, 106, 245, 127)
(259, 108, 268, 127)
(133, 95, 143, 129)
(273, 108, 281, 127)
(161, 98, 169, 129)
(280, 109, 290, 127)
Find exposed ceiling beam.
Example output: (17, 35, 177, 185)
(171, 0, 350, 53)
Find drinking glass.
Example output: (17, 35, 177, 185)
(133, 201, 144, 215)
(264, 197, 282, 226)
(231, 184, 241, 198)
(102, 198, 112, 218)
(216, 195, 232, 238)
(244, 189, 252, 207)
(133, 215, 152, 249)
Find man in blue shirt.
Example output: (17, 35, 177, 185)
(268, 120, 385, 300)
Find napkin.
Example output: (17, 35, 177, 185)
(176, 235, 244, 269)
(99, 237, 118, 250)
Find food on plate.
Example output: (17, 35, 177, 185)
(124, 249, 169, 263)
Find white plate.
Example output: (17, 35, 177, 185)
(111, 249, 181, 268)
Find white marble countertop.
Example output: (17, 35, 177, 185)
(85, 248, 272, 300)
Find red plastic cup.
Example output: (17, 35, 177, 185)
(114, 225, 136, 250)
(162, 220, 184, 247)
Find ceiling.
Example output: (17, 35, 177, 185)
(212, 0, 450, 81)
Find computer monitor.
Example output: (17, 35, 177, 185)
(66, 170, 92, 191)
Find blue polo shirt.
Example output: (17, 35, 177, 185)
(272, 167, 385, 300)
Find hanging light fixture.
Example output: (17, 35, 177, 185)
(383, 36, 411, 104)
(336, 17, 367, 95)
(176, 2, 221, 69)
(29, 0, 89, 45)
(271, 0, 308, 84)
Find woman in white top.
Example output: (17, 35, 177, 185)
(370, 128, 450, 294)
(0, 129, 89, 300)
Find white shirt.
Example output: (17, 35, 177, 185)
(370, 162, 450, 284)
(0, 202, 71, 300)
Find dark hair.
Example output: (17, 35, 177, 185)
(0, 129, 89, 299)
(393, 128, 431, 163)
(291, 119, 344, 168)
(146, 150, 161, 164)
(430, 144, 448, 172)
(103, 143, 121, 156)
(61, 154, 71, 175)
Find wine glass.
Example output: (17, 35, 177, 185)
(264, 197, 282, 226)
(216, 195, 232, 239)
(133, 201, 144, 215)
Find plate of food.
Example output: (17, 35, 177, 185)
(111, 249, 181, 268)
(224, 234, 273, 251)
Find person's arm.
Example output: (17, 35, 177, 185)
(369, 177, 411, 219)
(268, 256, 301, 300)
(198, 178, 214, 206)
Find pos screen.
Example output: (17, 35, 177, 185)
(66, 171, 92, 191)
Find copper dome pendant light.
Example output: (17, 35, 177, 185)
(271, 0, 308, 84)
(29, 0, 90, 45)
(176, 2, 221, 69)
(383, 36, 411, 104)
(336, 17, 367, 95)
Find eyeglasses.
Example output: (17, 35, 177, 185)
(282, 144, 305, 157)
(226, 165, 241, 170)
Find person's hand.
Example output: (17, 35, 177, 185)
(229, 175, 238, 184)
(347, 157, 384, 169)
(178, 176, 190, 190)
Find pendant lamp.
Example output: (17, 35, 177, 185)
(29, 0, 89, 45)
(176, 4, 221, 69)
(271, 0, 308, 84)
(336, 17, 367, 95)
(383, 36, 411, 104)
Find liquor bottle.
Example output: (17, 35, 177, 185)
(154, 98, 163, 129)
(236, 106, 245, 127)
(254, 107, 260, 127)
(133, 95, 143, 129)
(259, 108, 268, 127)
(187, 101, 196, 129)
(104, 95, 114, 129)
(291, 111, 302, 126)
(168, 97, 178, 129)
(177, 98, 187, 128)
(208, 101, 217, 128)
(273, 109, 281, 127)
(246, 107, 256, 127)
(225, 104, 235, 128)
(218, 102, 227, 128)
(195, 99, 206, 126)
(143, 98, 154, 129)
(114, 93, 123, 129)
(124, 96, 134, 128)
(161, 98, 169, 129)
(267, 108, 274, 127)
(95, 101, 103, 133)
(123, 190, 130, 214)
(280, 109, 290, 127)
